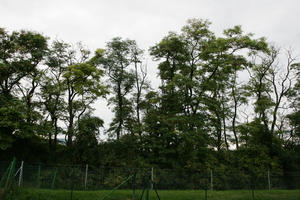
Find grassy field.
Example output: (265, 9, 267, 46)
(3, 188, 300, 200)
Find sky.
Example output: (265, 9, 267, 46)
(1, 0, 300, 128)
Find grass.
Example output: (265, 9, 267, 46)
(3, 188, 300, 200)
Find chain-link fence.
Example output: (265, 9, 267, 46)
(1, 159, 299, 200)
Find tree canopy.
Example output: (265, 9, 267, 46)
(0, 19, 299, 177)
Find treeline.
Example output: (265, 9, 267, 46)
(0, 19, 300, 175)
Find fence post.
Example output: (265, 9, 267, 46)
(51, 168, 57, 189)
(251, 175, 255, 200)
(132, 169, 136, 200)
(151, 167, 154, 190)
(204, 174, 208, 200)
(210, 169, 213, 191)
(18, 161, 24, 187)
(146, 175, 150, 200)
(268, 169, 271, 190)
(85, 164, 88, 190)
(0, 164, 10, 187)
(5, 157, 16, 189)
(70, 169, 75, 200)
(37, 165, 41, 187)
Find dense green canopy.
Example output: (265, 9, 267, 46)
(0, 20, 299, 177)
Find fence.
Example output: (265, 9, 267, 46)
(0, 159, 300, 199)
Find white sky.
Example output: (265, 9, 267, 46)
(1, 0, 300, 128)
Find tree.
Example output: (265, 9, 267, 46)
(95, 38, 141, 139)
(244, 48, 297, 154)
(63, 44, 108, 147)
(149, 19, 269, 151)
(131, 45, 149, 138)
(268, 49, 295, 136)
(202, 25, 268, 150)
(286, 61, 300, 148)
(0, 28, 48, 149)
(40, 40, 69, 151)
(73, 114, 104, 164)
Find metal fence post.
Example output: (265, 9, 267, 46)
(132, 169, 136, 200)
(70, 169, 75, 200)
(85, 164, 88, 190)
(204, 174, 208, 200)
(37, 165, 41, 187)
(0, 164, 10, 187)
(251, 175, 255, 200)
(18, 161, 24, 187)
(210, 169, 213, 191)
(146, 175, 150, 200)
(268, 169, 271, 190)
(51, 168, 57, 189)
(151, 167, 154, 190)
(5, 157, 16, 189)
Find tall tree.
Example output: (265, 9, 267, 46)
(131, 45, 149, 137)
(150, 20, 269, 151)
(0, 28, 48, 149)
(40, 40, 70, 150)
(202, 25, 269, 150)
(95, 38, 140, 139)
(242, 48, 296, 152)
(63, 44, 108, 147)
(282, 55, 300, 148)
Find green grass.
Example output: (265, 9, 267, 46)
(4, 188, 300, 200)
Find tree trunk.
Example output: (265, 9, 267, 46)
(232, 84, 239, 149)
(117, 82, 123, 140)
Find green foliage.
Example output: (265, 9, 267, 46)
(0, 96, 26, 150)
(95, 37, 142, 139)
(0, 18, 300, 184)
(0, 29, 48, 149)
(73, 114, 103, 164)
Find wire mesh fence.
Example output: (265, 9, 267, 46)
(0, 159, 299, 200)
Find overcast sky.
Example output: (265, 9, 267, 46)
(1, 0, 300, 127)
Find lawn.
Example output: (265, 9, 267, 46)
(3, 188, 300, 200)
